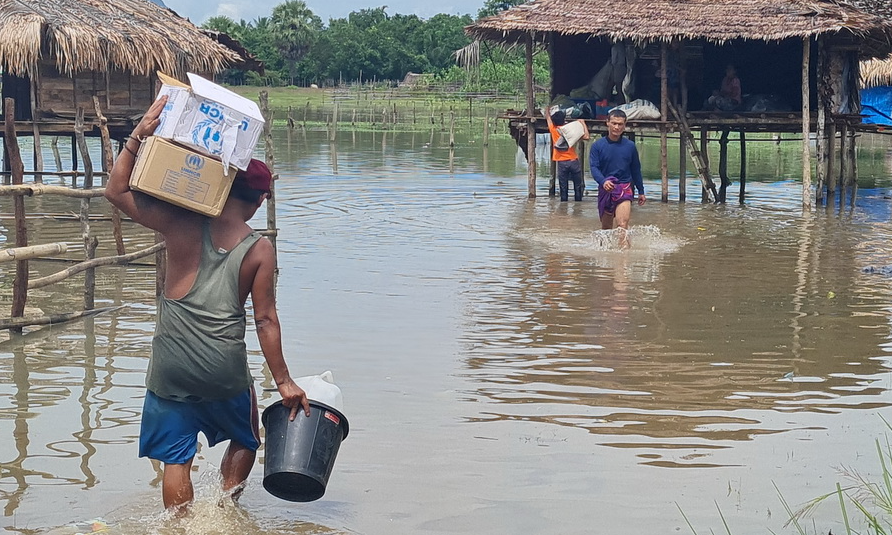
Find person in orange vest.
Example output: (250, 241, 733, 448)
(545, 109, 590, 202)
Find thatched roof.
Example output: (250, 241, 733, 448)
(861, 56, 892, 87)
(0, 0, 241, 78)
(467, 0, 892, 55)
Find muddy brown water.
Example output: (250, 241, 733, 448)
(3, 129, 892, 534)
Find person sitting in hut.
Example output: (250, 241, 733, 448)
(545, 108, 590, 202)
(704, 64, 742, 111)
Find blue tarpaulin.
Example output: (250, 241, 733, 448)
(861, 86, 892, 126)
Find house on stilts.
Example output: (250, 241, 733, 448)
(0, 0, 256, 175)
(465, 0, 892, 207)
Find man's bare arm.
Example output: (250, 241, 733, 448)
(104, 96, 193, 234)
(251, 239, 310, 420)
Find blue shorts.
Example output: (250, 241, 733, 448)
(139, 387, 260, 464)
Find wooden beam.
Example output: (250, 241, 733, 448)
(0, 306, 123, 331)
(0, 184, 106, 198)
(28, 243, 164, 290)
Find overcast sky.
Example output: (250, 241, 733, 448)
(162, 0, 484, 25)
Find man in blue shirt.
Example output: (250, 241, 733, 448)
(589, 109, 646, 248)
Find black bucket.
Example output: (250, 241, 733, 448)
(261, 400, 349, 502)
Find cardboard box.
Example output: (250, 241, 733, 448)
(130, 137, 238, 217)
(154, 72, 264, 171)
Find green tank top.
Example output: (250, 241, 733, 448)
(147, 220, 262, 401)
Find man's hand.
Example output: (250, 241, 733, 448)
(132, 95, 168, 140)
(602, 180, 615, 192)
(638, 194, 647, 206)
(276, 377, 311, 421)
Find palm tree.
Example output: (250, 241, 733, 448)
(270, 0, 322, 85)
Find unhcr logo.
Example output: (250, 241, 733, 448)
(185, 154, 204, 171)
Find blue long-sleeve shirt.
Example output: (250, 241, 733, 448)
(589, 135, 644, 195)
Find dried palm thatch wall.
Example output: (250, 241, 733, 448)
(861, 56, 892, 88)
(0, 0, 241, 123)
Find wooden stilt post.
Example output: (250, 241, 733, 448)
(259, 91, 278, 267)
(801, 37, 813, 209)
(739, 132, 747, 203)
(30, 77, 43, 182)
(51, 136, 63, 177)
(700, 127, 709, 203)
(5, 98, 27, 331)
(718, 129, 730, 203)
(815, 38, 828, 207)
(93, 96, 125, 255)
(825, 121, 837, 204)
(75, 107, 96, 310)
(525, 35, 537, 199)
(549, 160, 556, 197)
(845, 128, 857, 205)
(660, 42, 669, 203)
(679, 133, 687, 203)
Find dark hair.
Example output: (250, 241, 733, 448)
(607, 109, 627, 121)
(550, 110, 567, 126)
(229, 179, 266, 204)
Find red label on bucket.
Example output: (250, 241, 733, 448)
(324, 411, 340, 425)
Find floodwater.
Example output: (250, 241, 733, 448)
(3, 126, 892, 534)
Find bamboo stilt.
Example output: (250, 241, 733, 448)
(52, 136, 63, 175)
(260, 91, 278, 266)
(700, 127, 710, 203)
(84, 236, 98, 310)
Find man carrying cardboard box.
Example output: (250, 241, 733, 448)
(106, 95, 311, 511)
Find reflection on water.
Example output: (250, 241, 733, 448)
(2, 128, 892, 533)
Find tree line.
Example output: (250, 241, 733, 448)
(201, 0, 547, 93)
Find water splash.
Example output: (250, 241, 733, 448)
(519, 225, 685, 256)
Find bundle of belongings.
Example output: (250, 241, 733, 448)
(128, 72, 266, 217)
(608, 99, 661, 120)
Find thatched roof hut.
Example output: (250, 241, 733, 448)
(0, 0, 244, 128)
(0, 0, 239, 78)
(467, 0, 892, 56)
(467, 0, 892, 205)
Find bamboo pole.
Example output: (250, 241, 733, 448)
(449, 110, 455, 148)
(845, 129, 857, 205)
(660, 42, 669, 203)
(801, 37, 813, 210)
(483, 113, 490, 148)
(93, 96, 125, 255)
(0, 184, 106, 198)
(28, 243, 164, 290)
(287, 106, 295, 130)
(5, 98, 27, 329)
(0, 306, 123, 331)
(525, 36, 536, 199)
(330, 101, 339, 143)
(0, 243, 68, 262)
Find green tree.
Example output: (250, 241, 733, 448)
(477, 0, 526, 19)
(270, 0, 323, 85)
